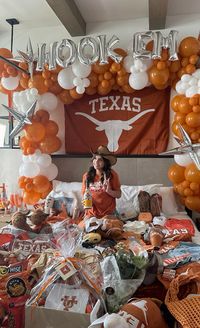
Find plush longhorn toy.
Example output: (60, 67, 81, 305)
(85, 215, 124, 240)
(90, 298, 168, 328)
(12, 209, 52, 234)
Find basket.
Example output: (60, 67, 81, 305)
(165, 272, 200, 328)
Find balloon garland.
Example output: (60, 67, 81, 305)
(1, 35, 200, 209)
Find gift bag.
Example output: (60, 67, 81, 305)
(165, 271, 200, 328)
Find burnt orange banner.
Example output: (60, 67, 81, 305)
(65, 86, 170, 155)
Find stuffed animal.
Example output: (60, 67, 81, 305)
(11, 209, 52, 234)
(82, 232, 102, 248)
(11, 211, 32, 232)
(101, 215, 124, 239)
(85, 215, 124, 240)
(90, 298, 169, 328)
(28, 209, 52, 234)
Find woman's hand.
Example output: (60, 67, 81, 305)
(103, 177, 112, 193)
(103, 177, 121, 198)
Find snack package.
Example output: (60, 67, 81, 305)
(0, 259, 34, 328)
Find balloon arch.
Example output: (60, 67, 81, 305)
(1, 36, 200, 211)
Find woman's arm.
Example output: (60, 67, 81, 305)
(103, 178, 121, 198)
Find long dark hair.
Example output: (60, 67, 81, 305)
(86, 156, 112, 185)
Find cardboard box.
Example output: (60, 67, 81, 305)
(25, 306, 90, 328)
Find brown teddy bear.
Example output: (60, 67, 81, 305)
(28, 209, 52, 234)
(100, 215, 124, 239)
(11, 209, 52, 234)
(11, 211, 32, 232)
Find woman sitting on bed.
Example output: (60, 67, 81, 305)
(81, 145, 121, 219)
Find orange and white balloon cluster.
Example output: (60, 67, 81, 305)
(168, 37, 200, 212)
(0, 35, 200, 208)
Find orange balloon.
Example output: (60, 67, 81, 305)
(33, 175, 50, 193)
(25, 182, 34, 192)
(39, 136, 61, 154)
(169, 60, 181, 73)
(25, 122, 46, 142)
(85, 86, 97, 95)
(168, 164, 185, 184)
(185, 196, 200, 211)
(23, 190, 41, 205)
(148, 66, 169, 86)
(18, 176, 26, 189)
(189, 54, 199, 65)
(189, 95, 199, 106)
(48, 83, 63, 95)
(122, 84, 135, 94)
(28, 75, 48, 94)
(40, 182, 53, 199)
(178, 97, 192, 114)
(69, 88, 83, 100)
(45, 120, 59, 136)
(174, 112, 186, 125)
(186, 112, 200, 128)
(179, 37, 200, 57)
(92, 62, 110, 74)
(88, 72, 98, 88)
(58, 90, 74, 105)
(26, 146, 36, 155)
(0, 48, 13, 73)
(98, 84, 111, 96)
(190, 182, 199, 191)
(171, 95, 184, 112)
(114, 48, 127, 58)
(35, 110, 50, 123)
(185, 163, 200, 183)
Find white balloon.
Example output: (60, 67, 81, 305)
(134, 59, 143, 70)
(72, 61, 91, 78)
(1, 76, 19, 90)
(129, 72, 148, 90)
(30, 88, 38, 96)
(175, 81, 185, 94)
(185, 86, 199, 98)
(188, 77, 198, 86)
(13, 92, 20, 106)
(73, 77, 82, 86)
(193, 69, 200, 79)
(22, 155, 31, 163)
(20, 162, 40, 178)
(123, 55, 134, 73)
(181, 74, 191, 82)
(174, 154, 192, 167)
(37, 154, 52, 167)
(83, 78, 90, 87)
(76, 85, 85, 94)
(130, 65, 138, 74)
(40, 163, 58, 181)
(57, 67, 76, 90)
(38, 92, 58, 112)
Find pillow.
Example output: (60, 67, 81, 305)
(159, 186, 185, 215)
(116, 184, 163, 220)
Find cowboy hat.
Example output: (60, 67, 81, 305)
(92, 145, 117, 166)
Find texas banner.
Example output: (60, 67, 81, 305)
(65, 86, 170, 155)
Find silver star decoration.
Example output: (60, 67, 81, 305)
(9, 39, 35, 78)
(160, 124, 200, 170)
(17, 39, 35, 78)
(2, 101, 37, 139)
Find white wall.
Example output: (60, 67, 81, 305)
(0, 14, 199, 192)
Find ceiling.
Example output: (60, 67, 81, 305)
(0, 0, 200, 37)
